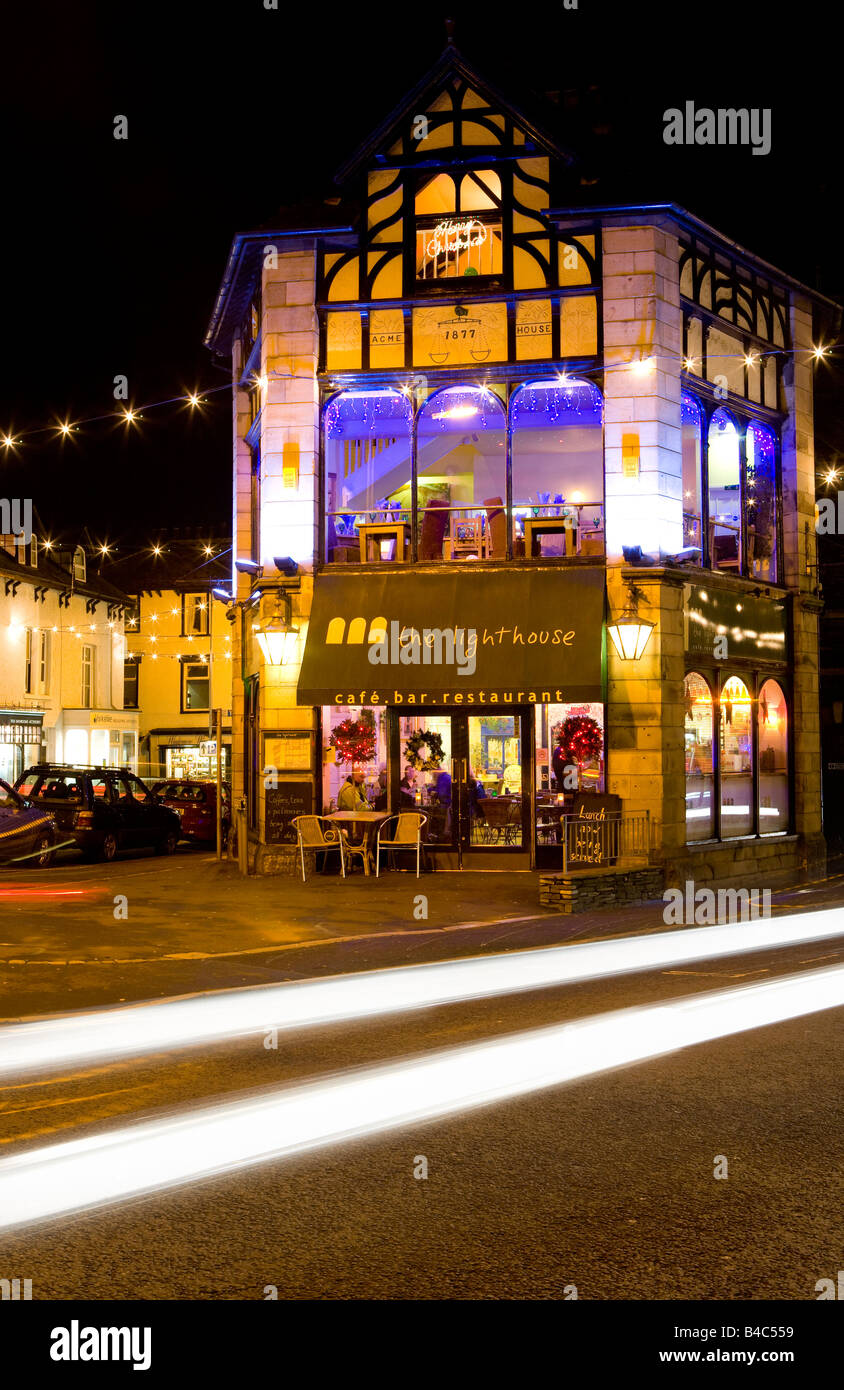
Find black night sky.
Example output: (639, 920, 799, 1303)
(1, 1, 840, 550)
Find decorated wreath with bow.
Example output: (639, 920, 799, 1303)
(404, 729, 445, 771)
(329, 709, 376, 765)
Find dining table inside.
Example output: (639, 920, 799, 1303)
(323, 809, 392, 876)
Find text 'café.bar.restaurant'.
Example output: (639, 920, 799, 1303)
(205, 39, 835, 881)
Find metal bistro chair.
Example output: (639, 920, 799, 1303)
(375, 813, 428, 878)
(292, 815, 345, 882)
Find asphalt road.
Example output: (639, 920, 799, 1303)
(1, 930, 841, 1300)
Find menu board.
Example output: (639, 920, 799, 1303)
(264, 734, 313, 773)
(565, 792, 622, 868)
(265, 782, 313, 845)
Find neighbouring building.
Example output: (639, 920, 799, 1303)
(102, 535, 234, 782)
(204, 41, 838, 883)
(0, 533, 137, 779)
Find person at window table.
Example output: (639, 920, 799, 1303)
(373, 769, 389, 811)
(400, 764, 417, 807)
(337, 767, 369, 812)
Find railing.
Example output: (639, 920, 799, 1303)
(325, 500, 605, 563)
(561, 811, 651, 872)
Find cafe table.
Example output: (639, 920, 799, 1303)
(324, 810, 392, 876)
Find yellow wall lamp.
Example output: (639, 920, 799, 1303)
(607, 584, 656, 661)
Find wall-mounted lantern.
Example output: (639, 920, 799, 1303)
(607, 586, 656, 661)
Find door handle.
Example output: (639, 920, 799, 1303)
(461, 759, 467, 781)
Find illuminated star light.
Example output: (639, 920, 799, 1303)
(0, 964, 841, 1231)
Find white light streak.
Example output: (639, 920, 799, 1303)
(0, 965, 841, 1232)
(2, 910, 844, 1079)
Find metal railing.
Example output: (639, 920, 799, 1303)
(561, 810, 651, 872)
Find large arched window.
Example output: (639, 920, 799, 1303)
(758, 679, 789, 833)
(510, 379, 603, 558)
(720, 675, 754, 837)
(746, 420, 778, 583)
(681, 392, 703, 558)
(708, 409, 741, 571)
(323, 390, 413, 563)
(684, 672, 714, 840)
(416, 385, 506, 561)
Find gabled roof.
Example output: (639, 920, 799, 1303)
(333, 42, 575, 185)
(0, 545, 131, 606)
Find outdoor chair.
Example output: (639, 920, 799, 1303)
(375, 812, 428, 878)
(291, 814, 345, 881)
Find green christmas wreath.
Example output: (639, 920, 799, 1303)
(404, 729, 445, 771)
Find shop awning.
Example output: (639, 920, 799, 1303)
(297, 568, 605, 706)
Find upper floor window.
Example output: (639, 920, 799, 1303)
(81, 645, 95, 708)
(745, 420, 778, 583)
(322, 379, 605, 565)
(681, 392, 704, 554)
(182, 594, 209, 637)
(415, 170, 503, 282)
(707, 409, 742, 572)
(510, 380, 604, 558)
(124, 658, 139, 710)
(72, 546, 86, 583)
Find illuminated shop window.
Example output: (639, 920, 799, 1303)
(323, 390, 413, 564)
(684, 672, 714, 841)
(510, 380, 604, 558)
(321, 706, 387, 814)
(416, 385, 506, 561)
(681, 392, 704, 558)
(708, 409, 741, 572)
(758, 679, 789, 833)
(415, 170, 502, 281)
(719, 675, 753, 838)
(746, 420, 778, 583)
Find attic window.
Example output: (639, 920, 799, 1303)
(72, 546, 86, 583)
(415, 170, 503, 282)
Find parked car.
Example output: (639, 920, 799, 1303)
(151, 779, 231, 846)
(0, 778, 58, 867)
(14, 765, 181, 862)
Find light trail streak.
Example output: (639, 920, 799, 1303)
(0, 964, 841, 1231)
(2, 908, 844, 1080)
(2, 909, 844, 1078)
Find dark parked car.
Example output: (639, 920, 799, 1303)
(15, 765, 181, 862)
(0, 778, 58, 867)
(151, 779, 232, 845)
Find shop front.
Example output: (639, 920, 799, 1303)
(143, 731, 232, 783)
(51, 710, 139, 770)
(0, 710, 44, 784)
(298, 567, 606, 867)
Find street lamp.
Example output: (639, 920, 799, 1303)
(607, 586, 656, 661)
(252, 591, 299, 666)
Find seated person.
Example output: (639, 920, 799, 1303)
(373, 769, 389, 811)
(337, 767, 369, 812)
(399, 764, 418, 808)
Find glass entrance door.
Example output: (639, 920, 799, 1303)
(394, 710, 530, 864)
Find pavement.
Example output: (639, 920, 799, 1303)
(1, 846, 844, 1019)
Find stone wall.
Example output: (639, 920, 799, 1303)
(540, 866, 665, 914)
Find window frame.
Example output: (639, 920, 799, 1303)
(320, 376, 606, 568)
(181, 593, 210, 638)
(181, 659, 210, 714)
(684, 663, 792, 845)
(81, 644, 95, 709)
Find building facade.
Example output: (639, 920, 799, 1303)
(206, 46, 834, 884)
(105, 539, 233, 782)
(0, 534, 136, 780)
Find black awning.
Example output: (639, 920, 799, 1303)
(298, 567, 605, 707)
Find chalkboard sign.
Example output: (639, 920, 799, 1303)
(265, 782, 313, 845)
(566, 792, 622, 868)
